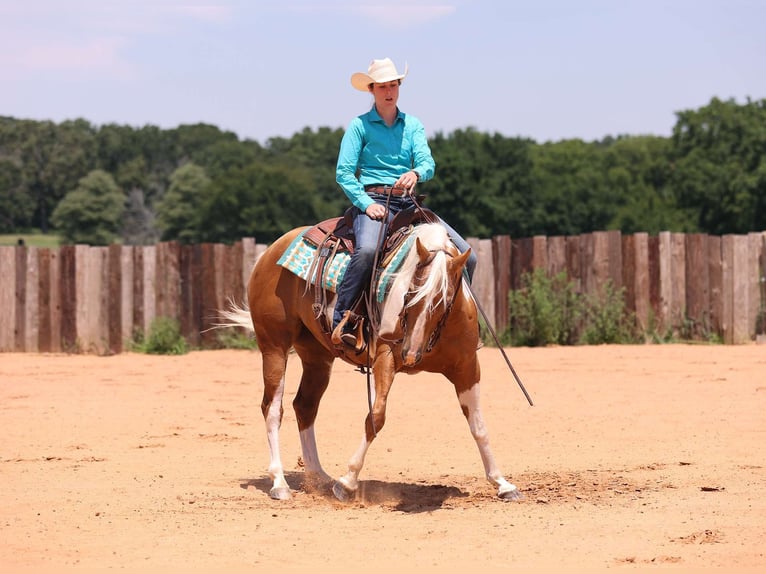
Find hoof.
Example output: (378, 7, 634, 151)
(499, 486, 524, 501)
(332, 480, 356, 502)
(269, 486, 292, 500)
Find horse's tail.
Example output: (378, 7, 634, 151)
(212, 298, 255, 333)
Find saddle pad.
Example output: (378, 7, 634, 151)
(277, 229, 414, 301)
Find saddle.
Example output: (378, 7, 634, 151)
(302, 206, 437, 352)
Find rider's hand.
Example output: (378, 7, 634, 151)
(365, 203, 386, 220)
(395, 170, 419, 191)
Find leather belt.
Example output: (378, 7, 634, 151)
(364, 184, 409, 196)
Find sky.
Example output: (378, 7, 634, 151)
(2, 0, 765, 144)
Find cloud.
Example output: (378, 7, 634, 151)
(19, 37, 128, 72)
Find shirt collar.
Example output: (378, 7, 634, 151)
(369, 105, 405, 125)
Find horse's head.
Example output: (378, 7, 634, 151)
(391, 224, 471, 367)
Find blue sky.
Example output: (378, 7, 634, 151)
(2, 0, 764, 144)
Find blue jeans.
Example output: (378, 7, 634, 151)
(332, 196, 477, 329)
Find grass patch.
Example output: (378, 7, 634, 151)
(130, 317, 188, 355)
(0, 233, 61, 248)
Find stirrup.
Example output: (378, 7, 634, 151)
(331, 311, 366, 353)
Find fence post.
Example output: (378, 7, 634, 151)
(0, 247, 16, 351)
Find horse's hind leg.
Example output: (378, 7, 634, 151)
(458, 382, 523, 501)
(260, 349, 292, 500)
(293, 334, 335, 490)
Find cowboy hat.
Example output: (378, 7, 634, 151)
(351, 58, 408, 91)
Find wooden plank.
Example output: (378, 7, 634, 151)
(632, 233, 651, 331)
(120, 247, 134, 345)
(82, 247, 108, 354)
(511, 237, 533, 290)
(607, 230, 623, 290)
(200, 244, 218, 345)
(142, 245, 156, 333)
(622, 234, 636, 319)
(708, 236, 723, 338)
(241, 237, 257, 295)
(59, 246, 77, 352)
(565, 235, 582, 293)
(179, 244, 196, 343)
(108, 244, 122, 354)
(580, 232, 597, 296)
(670, 233, 686, 331)
(49, 248, 62, 353)
(223, 241, 245, 305)
(531, 235, 547, 272)
(731, 235, 750, 343)
(15, 245, 26, 351)
(74, 245, 92, 352)
(721, 235, 735, 344)
(547, 236, 567, 277)
(648, 235, 660, 332)
(189, 244, 204, 346)
(24, 247, 39, 352)
(468, 238, 495, 330)
(155, 241, 181, 321)
(214, 243, 227, 313)
(759, 233, 766, 338)
(132, 246, 145, 337)
(0, 247, 16, 351)
(747, 233, 763, 339)
(685, 234, 710, 337)
(38, 248, 52, 352)
(492, 235, 511, 334)
(657, 232, 672, 333)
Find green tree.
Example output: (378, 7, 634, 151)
(671, 97, 766, 234)
(19, 119, 97, 233)
(428, 129, 535, 238)
(0, 159, 34, 231)
(199, 161, 318, 244)
(155, 163, 211, 243)
(51, 170, 125, 245)
(604, 136, 696, 233)
(530, 139, 614, 236)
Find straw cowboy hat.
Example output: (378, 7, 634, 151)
(351, 58, 408, 91)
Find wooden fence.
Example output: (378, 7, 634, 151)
(1, 230, 765, 354)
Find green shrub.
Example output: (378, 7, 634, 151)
(214, 328, 257, 350)
(507, 269, 583, 346)
(506, 271, 641, 346)
(580, 281, 640, 344)
(131, 317, 188, 355)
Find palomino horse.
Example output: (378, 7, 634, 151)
(220, 221, 522, 502)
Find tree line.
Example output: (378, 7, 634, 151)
(1, 96, 764, 246)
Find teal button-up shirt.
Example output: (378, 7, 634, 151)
(336, 106, 436, 211)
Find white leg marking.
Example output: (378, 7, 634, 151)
(336, 435, 371, 494)
(299, 425, 331, 482)
(458, 384, 520, 499)
(265, 375, 291, 499)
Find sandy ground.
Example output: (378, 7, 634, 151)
(1, 345, 765, 570)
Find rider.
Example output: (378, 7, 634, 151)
(332, 57, 477, 348)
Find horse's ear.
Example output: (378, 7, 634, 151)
(452, 248, 471, 275)
(416, 237, 430, 261)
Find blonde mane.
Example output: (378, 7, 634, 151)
(378, 223, 455, 336)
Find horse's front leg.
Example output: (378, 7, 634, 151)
(458, 382, 523, 501)
(333, 348, 396, 502)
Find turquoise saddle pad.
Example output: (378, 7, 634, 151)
(277, 229, 414, 302)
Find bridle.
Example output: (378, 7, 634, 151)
(399, 247, 461, 353)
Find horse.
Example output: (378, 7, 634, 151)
(219, 219, 522, 502)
